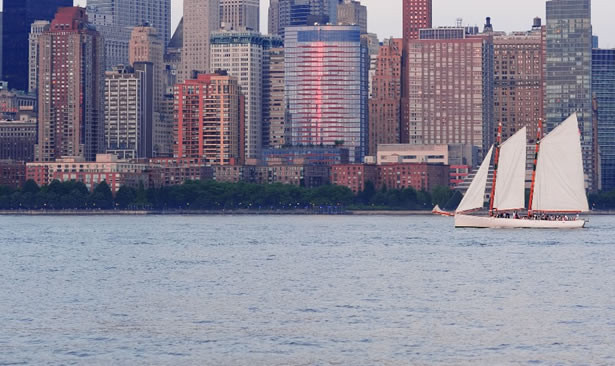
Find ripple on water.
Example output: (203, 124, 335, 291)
(0, 215, 614, 364)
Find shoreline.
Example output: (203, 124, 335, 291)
(1, 209, 614, 216)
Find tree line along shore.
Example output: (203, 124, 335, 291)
(1, 180, 614, 212)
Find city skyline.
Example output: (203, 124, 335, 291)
(61, 0, 614, 47)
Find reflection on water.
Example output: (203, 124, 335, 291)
(1, 215, 615, 365)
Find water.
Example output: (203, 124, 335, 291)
(1, 214, 615, 365)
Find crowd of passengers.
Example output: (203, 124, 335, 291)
(492, 212, 578, 221)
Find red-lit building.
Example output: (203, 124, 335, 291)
(377, 163, 449, 192)
(331, 164, 379, 193)
(331, 163, 449, 193)
(406, 28, 494, 156)
(174, 72, 244, 165)
(36, 7, 104, 162)
(401, 0, 432, 142)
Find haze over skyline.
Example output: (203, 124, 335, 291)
(63, 0, 615, 48)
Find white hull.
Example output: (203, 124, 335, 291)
(455, 214, 586, 229)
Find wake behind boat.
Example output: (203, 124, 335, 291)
(451, 114, 589, 229)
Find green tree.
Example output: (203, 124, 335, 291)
(115, 186, 137, 209)
(88, 181, 113, 209)
(22, 179, 40, 194)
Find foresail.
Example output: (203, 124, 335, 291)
(531, 114, 589, 212)
(494, 127, 527, 211)
(456, 146, 493, 213)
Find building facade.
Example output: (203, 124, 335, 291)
(0, 115, 37, 162)
(263, 48, 286, 148)
(369, 38, 403, 156)
(28, 20, 51, 94)
(0, 160, 26, 189)
(210, 31, 283, 159)
(129, 25, 169, 156)
(26, 154, 152, 192)
(337, 0, 367, 34)
(269, 0, 336, 39)
(180, 0, 220, 83)
(220, 0, 260, 31)
(401, 0, 432, 143)
(36, 7, 105, 162)
(86, 0, 171, 69)
(493, 20, 545, 143)
(546, 0, 595, 190)
(407, 28, 494, 157)
(592, 49, 615, 191)
(284, 25, 369, 162)
(209, 164, 330, 187)
(262, 146, 349, 166)
(174, 72, 243, 165)
(2, 0, 72, 91)
(0, 90, 37, 120)
(105, 64, 154, 159)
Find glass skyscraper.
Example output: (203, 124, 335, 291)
(2, 0, 72, 91)
(592, 49, 615, 191)
(546, 0, 595, 190)
(284, 25, 368, 162)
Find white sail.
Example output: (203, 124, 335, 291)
(493, 127, 527, 211)
(456, 146, 493, 213)
(531, 114, 589, 212)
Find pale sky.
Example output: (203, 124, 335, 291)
(65, 0, 613, 47)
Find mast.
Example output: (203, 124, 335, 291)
(488, 122, 503, 215)
(528, 118, 543, 216)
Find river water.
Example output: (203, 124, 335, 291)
(1, 214, 614, 365)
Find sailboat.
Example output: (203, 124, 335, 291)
(453, 114, 589, 228)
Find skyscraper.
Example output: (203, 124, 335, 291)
(129, 25, 168, 156)
(28, 20, 51, 94)
(369, 38, 403, 156)
(210, 31, 283, 159)
(269, 0, 335, 38)
(36, 7, 104, 162)
(402, 0, 432, 42)
(104, 64, 154, 159)
(546, 0, 595, 190)
(220, 0, 260, 31)
(407, 28, 494, 156)
(174, 72, 243, 165)
(180, 0, 220, 83)
(2, 0, 72, 91)
(592, 49, 615, 191)
(401, 0, 432, 143)
(268, 1, 281, 35)
(284, 25, 368, 162)
(493, 18, 545, 143)
(263, 48, 286, 148)
(86, 0, 171, 69)
(337, 0, 367, 34)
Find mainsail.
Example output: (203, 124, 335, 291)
(456, 146, 494, 213)
(531, 114, 589, 212)
(493, 127, 527, 211)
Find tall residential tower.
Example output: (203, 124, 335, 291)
(36, 7, 105, 162)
